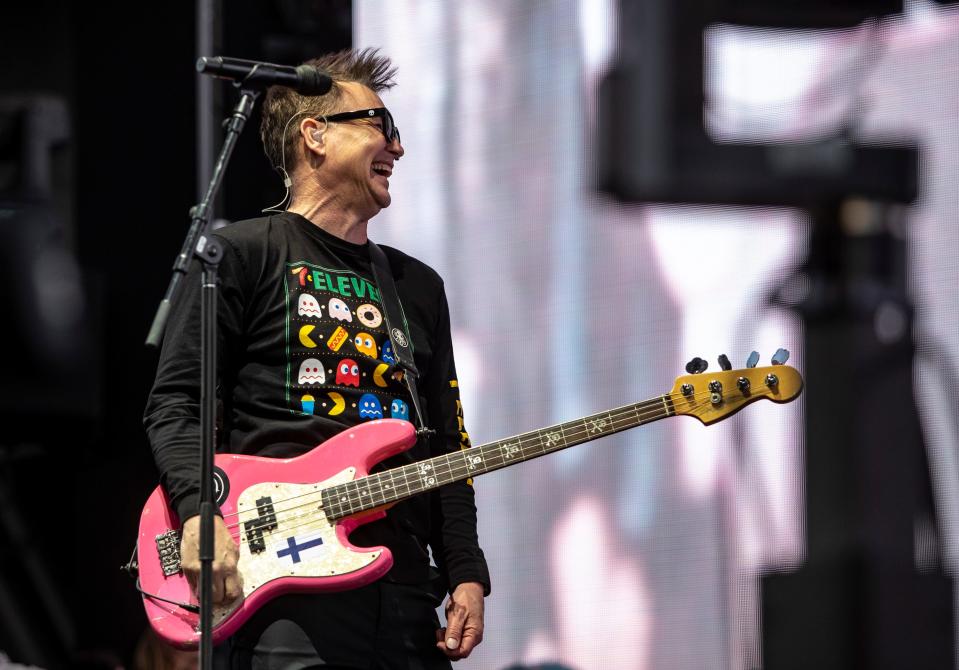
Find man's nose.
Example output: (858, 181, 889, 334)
(388, 137, 405, 158)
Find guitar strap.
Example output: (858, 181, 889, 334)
(367, 241, 432, 436)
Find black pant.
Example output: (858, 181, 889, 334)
(216, 581, 453, 670)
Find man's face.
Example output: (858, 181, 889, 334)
(319, 81, 404, 216)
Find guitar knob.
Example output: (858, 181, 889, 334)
(771, 348, 790, 366)
(746, 351, 760, 368)
(685, 357, 708, 374)
(718, 354, 732, 371)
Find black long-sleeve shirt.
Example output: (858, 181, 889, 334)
(144, 212, 490, 594)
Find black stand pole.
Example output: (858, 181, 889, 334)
(144, 87, 260, 670)
(762, 202, 954, 669)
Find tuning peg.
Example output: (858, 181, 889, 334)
(685, 357, 708, 374)
(718, 354, 732, 371)
(746, 351, 760, 368)
(771, 348, 790, 365)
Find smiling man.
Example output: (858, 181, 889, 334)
(145, 49, 490, 669)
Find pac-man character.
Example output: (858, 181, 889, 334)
(381, 340, 396, 364)
(298, 358, 325, 385)
(301, 394, 315, 414)
(328, 297, 352, 322)
(326, 391, 345, 416)
(354, 332, 377, 358)
(390, 398, 410, 422)
(297, 293, 322, 317)
(372, 363, 389, 387)
(356, 303, 383, 328)
(298, 324, 319, 348)
(358, 393, 383, 420)
(335, 359, 360, 387)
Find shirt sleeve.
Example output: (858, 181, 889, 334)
(143, 234, 249, 522)
(424, 285, 492, 596)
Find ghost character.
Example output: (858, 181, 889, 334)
(298, 358, 325, 385)
(390, 398, 410, 422)
(358, 393, 383, 420)
(354, 332, 377, 358)
(297, 293, 322, 317)
(301, 394, 316, 414)
(381, 341, 396, 365)
(335, 358, 360, 387)
(328, 297, 352, 322)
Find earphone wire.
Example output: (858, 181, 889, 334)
(262, 113, 328, 214)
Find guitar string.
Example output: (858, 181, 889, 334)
(215, 381, 775, 541)
(222, 397, 679, 544)
(218, 382, 773, 539)
(217, 392, 678, 536)
(227, 383, 766, 545)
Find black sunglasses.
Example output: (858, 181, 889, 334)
(324, 107, 401, 144)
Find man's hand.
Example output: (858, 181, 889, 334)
(436, 581, 485, 661)
(179, 514, 243, 605)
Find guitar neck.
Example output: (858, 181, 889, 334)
(322, 394, 676, 521)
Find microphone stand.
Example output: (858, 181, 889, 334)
(145, 86, 260, 670)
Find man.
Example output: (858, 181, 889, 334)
(144, 48, 490, 669)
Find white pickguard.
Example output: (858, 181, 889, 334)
(210, 468, 382, 627)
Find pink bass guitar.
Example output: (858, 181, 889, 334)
(137, 361, 803, 648)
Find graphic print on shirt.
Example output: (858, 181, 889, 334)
(285, 261, 410, 423)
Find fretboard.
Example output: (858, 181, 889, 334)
(321, 394, 675, 521)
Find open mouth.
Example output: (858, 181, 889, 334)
(371, 162, 393, 178)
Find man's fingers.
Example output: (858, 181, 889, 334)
(210, 575, 225, 603)
(224, 573, 243, 602)
(457, 628, 481, 656)
(179, 515, 244, 605)
(184, 570, 199, 598)
(444, 602, 467, 649)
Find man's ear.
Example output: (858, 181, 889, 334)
(300, 117, 328, 158)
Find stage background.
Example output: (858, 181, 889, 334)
(356, 2, 959, 668)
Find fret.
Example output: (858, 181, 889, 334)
(661, 394, 674, 418)
(320, 489, 336, 518)
(435, 451, 455, 485)
(335, 483, 356, 516)
(450, 451, 468, 483)
(539, 426, 566, 453)
(415, 460, 438, 490)
(398, 463, 413, 499)
(489, 443, 508, 470)
(322, 394, 685, 521)
(498, 440, 523, 463)
(378, 468, 397, 507)
(464, 449, 485, 476)
(356, 477, 372, 505)
(368, 473, 385, 506)
(344, 480, 361, 513)
(398, 464, 418, 497)
(584, 411, 612, 437)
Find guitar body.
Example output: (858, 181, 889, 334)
(137, 419, 418, 649)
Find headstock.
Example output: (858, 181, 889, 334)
(668, 364, 803, 425)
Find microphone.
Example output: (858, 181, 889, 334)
(196, 56, 332, 95)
